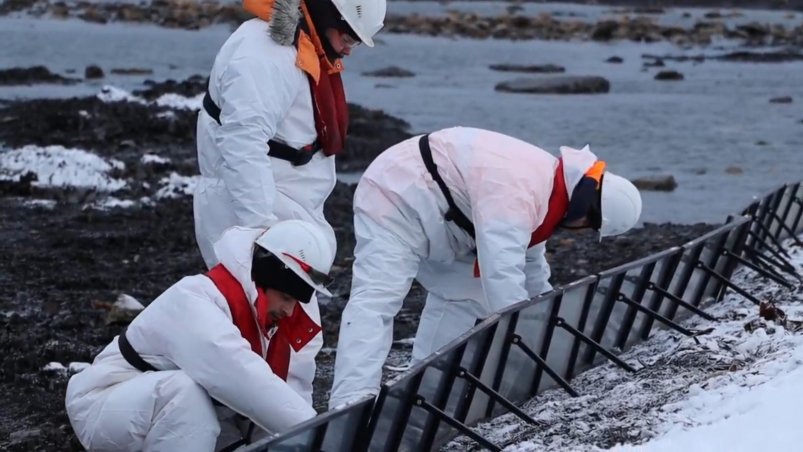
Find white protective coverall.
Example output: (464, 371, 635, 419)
(194, 16, 337, 269)
(329, 126, 598, 408)
(66, 227, 323, 451)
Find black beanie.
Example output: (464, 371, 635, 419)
(251, 246, 314, 303)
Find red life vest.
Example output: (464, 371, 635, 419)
(473, 159, 569, 277)
(205, 265, 321, 380)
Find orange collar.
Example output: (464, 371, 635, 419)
(241, 0, 343, 84)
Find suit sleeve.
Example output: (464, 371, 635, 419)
(215, 55, 301, 229)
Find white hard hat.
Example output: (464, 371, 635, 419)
(331, 0, 386, 47)
(254, 220, 335, 297)
(599, 172, 642, 239)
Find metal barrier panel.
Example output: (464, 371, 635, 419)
(242, 395, 375, 452)
(364, 316, 503, 451)
(240, 183, 803, 452)
(489, 279, 596, 405)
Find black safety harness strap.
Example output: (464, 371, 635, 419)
(203, 90, 321, 166)
(418, 134, 476, 239)
(117, 327, 158, 372)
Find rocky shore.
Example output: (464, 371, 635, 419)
(2, 0, 801, 47)
(0, 75, 719, 449)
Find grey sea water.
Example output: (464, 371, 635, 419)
(1, 4, 801, 225)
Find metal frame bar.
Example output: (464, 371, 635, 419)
(751, 219, 793, 259)
(486, 311, 521, 419)
(381, 372, 426, 451)
(690, 231, 729, 304)
(646, 282, 716, 321)
(662, 244, 703, 321)
(614, 263, 656, 350)
(532, 294, 564, 394)
(555, 317, 636, 373)
(640, 250, 684, 339)
(511, 333, 579, 397)
(419, 343, 470, 450)
(458, 367, 540, 426)
(583, 273, 626, 365)
(695, 260, 763, 305)
(616, 293, 695, 337)
(565, 282, 598, 379)
(744, 244, 799, 278)
(415, 396, 502, 452)
(721, 248, 794, 288)
(454, 323, 500, 424)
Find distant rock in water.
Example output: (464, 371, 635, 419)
(632, 175, 677, 192)
(134, 75, 208, 100)
(605, 56, 623, 64)
(362, 66, 415, 78)
(495, 76, 610, 94)
(488, 64, 565, 73)
(85, 65, 104, 79)
(654, 70, 684, 81)
(769, 96, 793, 104)
(718, 50, 803, 63)
(111, 68, 154, 75)
(0, 66, 78, 86)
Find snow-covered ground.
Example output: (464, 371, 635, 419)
(445, 237, 803, 451)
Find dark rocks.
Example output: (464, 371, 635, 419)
(489, 64, 565, 73)
(0, 66, 78, 86)
(0, 75, 410, 175)
(134, 74, 207, 100)
(654, 70, 684, 81)
(361, 66, 415, 78)
(769, 96, 793, 104)
(718, 50, 803, 63)
(495, 76, 610, 94)
(605, 56, 624, 64)
(84, 65, 104, 79)
(110, 68, 154, 75)
(591, 20, 620, 41)
(632, 175, 678, 191)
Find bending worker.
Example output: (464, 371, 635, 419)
(329, 126, 642, 408)
(66, 220, 335, 451)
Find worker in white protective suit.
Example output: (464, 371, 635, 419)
(66, 220, 335, 451)
(329, 127, 643, 408)
(193, 0, 387, 268)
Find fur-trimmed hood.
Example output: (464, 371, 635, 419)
(268, 0, 301, 46)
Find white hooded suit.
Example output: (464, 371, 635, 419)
(66, 227, 323, 451)
(329, 127, 600, 408)
(193, 17, 337, 269)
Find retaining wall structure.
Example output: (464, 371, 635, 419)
(244, 182, 803, 452)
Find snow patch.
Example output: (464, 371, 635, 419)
(0, 145, 126, 192)
(97, 85, 146, 104)
(155, 172, 198, 199)
(141, 153, 171, 165)
(445, 238, 803, 452)
(154, 92, 204, 110)
(24, 199, 57, 209)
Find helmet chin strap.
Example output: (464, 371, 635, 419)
(304, 0, 356, 60)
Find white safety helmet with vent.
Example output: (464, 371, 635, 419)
(331, 0, 387, 47)
(255, 220, 335, 297)
(599, 172, 642, 239)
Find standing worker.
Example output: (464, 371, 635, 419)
(329, 126, 642, 408)
(194, 0, 387, 267)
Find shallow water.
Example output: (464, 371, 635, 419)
(1, 11, 802, 225)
